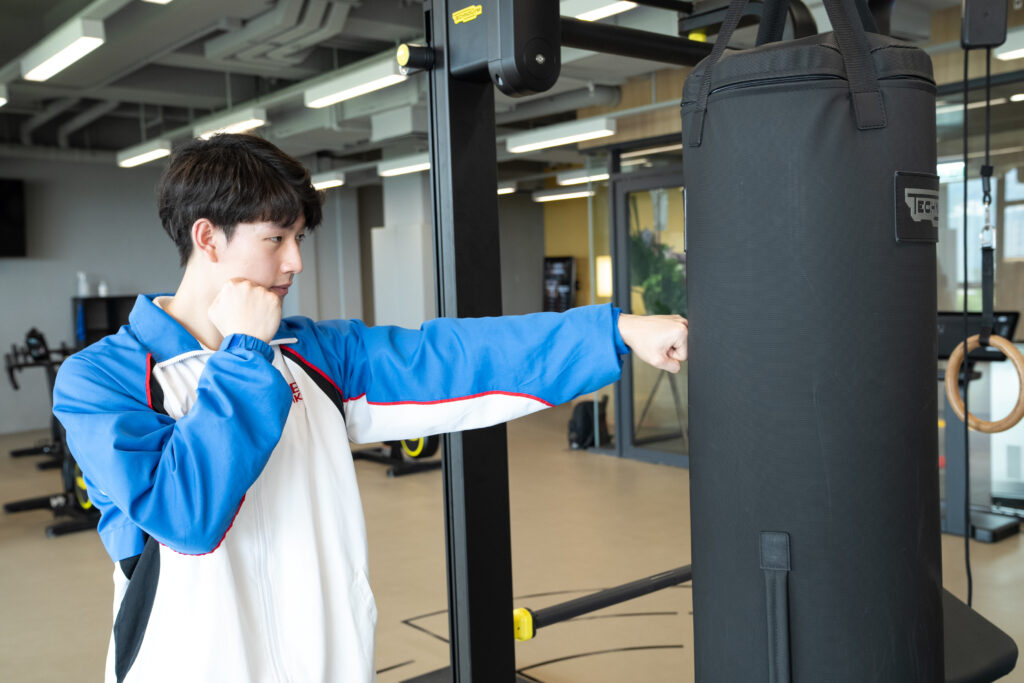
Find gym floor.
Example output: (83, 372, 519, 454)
(1, 405, 1023, 682)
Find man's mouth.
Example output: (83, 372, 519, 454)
(270, 285, 290, 297)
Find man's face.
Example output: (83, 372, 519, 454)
(214, 217, 306, 298)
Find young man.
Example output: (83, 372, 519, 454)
(53, 134, 688, 683)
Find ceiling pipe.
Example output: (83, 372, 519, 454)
(267, 1, 354, 64)
(20, 98, 81, 146)
(58, 100, 121, 147)
(204, 0, 306, 60)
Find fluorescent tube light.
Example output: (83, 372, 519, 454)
(556, 167, 609, 186)
(312, 169, 346, 190)
(532, 188, 596, 202)
(995, 29, 1024, 61)
(1011, 93, 1024, 103)
(22, 18, 105, 82)
(937, 161, 965, 183)
(507, 117, 616, 154)
(193, 107, 267, 139)
(141, 0, 174, 3)
(0, 84, 7, 108)
(497, 181, 517, 195)
(568, 1, 638, 21)
(378, 153, 430, 177)
(936, 98, 1007, 115)
(305, 58, 408, 109)
(117, 138, 172, 168)
(620, 143, 682, 159)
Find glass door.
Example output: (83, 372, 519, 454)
(611, 161, 688, 466)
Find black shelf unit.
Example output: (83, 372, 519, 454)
(73, 295, 136, 347)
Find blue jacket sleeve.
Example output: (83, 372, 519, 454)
(301, 303, 627, 443)
(52, 334, 293, 556)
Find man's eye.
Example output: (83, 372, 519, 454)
(268, 236, 282, 243)
(296, 233, 307, 243)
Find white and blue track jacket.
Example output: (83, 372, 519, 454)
(52, 294, 628, 683)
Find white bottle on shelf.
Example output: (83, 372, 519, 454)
(76, 271, 90, 297)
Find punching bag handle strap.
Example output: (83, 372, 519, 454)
(823, 0, 886, 129)
(689, 0, 885, 147)
(756, 0, 791, 45)
(761, 532, 792, 683)
(757, 0, 877, 45)
(688, 0, 751, 147)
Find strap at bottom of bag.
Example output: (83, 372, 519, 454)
(761, 531, 793, 683)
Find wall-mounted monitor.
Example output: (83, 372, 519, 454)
(0, 179, 27, 258)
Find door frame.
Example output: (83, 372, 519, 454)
(608, 154, 689, 467)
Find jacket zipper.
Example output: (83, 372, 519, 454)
(253, 487, 289, 682)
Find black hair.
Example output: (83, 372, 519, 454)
(157, 133, 324, 266)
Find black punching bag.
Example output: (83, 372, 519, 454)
(681, 0, 942, 680)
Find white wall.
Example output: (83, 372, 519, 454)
(372, 173, 436, 328)
(498, 193, 544, 316)
(0, 159, 181, 435)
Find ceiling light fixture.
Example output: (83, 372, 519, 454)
(935, 98, 1007, 115)
(556, 167, 610, 186)
(193, 107, 267, 139)
(116, 138, 172, 168)
(1010, 93, 1024, 103)
(567, 1, 639, 22)
(994, 29, 1024, 61)
(620, 142, 682, 159)
(498, 181, 517, 195)
(532, 188, 596, 202)
(312, 169, 347, 190)
(378, 153, 431, 178)
(305, 57, 408, 109)
(0, 84, 8, 108)
(21, 18, 105, 82)
(507, 117, 616, 154)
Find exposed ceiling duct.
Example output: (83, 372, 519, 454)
(57, 99, 120, 147)
(20, 98, 81, 146)
(204, 0, 354, 68)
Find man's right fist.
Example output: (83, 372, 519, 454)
(208, 278, 282, 343)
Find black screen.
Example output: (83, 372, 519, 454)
(937, 311, 1019, 361)
(0, 179, 27, 257)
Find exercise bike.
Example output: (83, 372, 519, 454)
(5, 329, 74, 470)
(353, 436, 442, 477)
(3, 329, 99, 537)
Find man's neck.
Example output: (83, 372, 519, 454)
(163, 272, 224, 350)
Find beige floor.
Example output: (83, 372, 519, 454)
(1, 405, 1022, 682)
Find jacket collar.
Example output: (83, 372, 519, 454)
(128, 294, 294, 364)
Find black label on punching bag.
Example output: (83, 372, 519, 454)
(894, 172, 940, 243)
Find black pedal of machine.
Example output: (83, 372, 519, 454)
(970, 511, 1020, 543)
(446, 1, 560, 95)
(961, 0, 1007, 49)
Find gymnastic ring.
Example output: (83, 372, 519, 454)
(944, 334, 1024, 433)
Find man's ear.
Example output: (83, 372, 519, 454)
(192, 218, 222, 263)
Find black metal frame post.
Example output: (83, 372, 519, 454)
(424, 2, 515, 681)
(416, 3, 715, 680)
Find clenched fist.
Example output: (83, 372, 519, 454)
(208, 278, 282, 343)
(617, 313, 688, 373)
